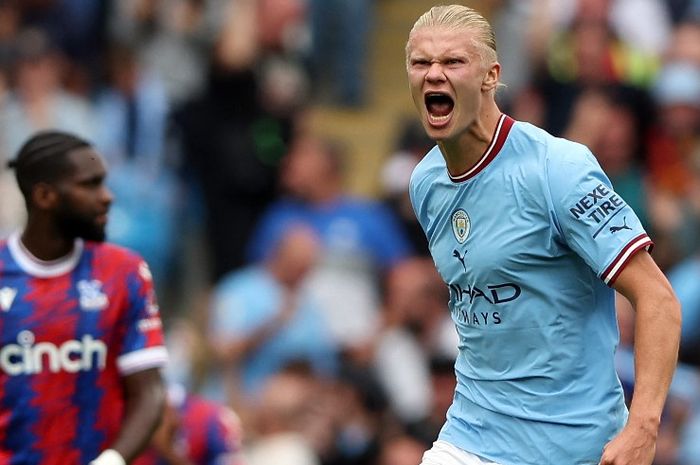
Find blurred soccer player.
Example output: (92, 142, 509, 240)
(405, 5, 681, 465)
(133, 385, 244, 465)
(0, 131, 168, 465)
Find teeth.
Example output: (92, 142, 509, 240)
(429, 114, 450, 122)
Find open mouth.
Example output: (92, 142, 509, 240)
(425, 93, 454, 124)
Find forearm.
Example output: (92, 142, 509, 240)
(628, 292, 681, 428)
(111, 369, 167, 463)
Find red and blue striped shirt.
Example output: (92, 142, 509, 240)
(0, 233, 168, 465)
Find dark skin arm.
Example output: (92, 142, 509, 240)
(110, 368, 167, 463)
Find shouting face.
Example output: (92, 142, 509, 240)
(406, 25, 499, 143)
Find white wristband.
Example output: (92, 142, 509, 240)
(90, 449, 126, 465)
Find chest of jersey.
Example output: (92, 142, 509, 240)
(0, 268, 126, 377)
(428, 170, 554, 282)
(423, 164, 587, 336)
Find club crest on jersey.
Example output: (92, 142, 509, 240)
(451, 209, 471, 244)
(0, 287, 17, 312)
(77, 280, 109, 311)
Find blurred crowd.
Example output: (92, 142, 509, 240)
(0, 0, 699, 464)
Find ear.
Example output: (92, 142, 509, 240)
(31, 182, 59, 210)
(482, 62, 501, 92)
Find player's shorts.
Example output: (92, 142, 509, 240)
(420, 440, 504, 465)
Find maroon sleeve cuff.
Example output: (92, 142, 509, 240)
(601, 234, 654, 286)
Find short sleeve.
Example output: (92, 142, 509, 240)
(547, 145, 653, 286)
(117, 260, 168, 375)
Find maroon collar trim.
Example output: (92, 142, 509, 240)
(448, 114, 515, 183)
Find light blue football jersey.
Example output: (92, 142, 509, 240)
(409, 115, 652, 465)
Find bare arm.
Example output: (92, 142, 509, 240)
(600, 251, 681, 465)
(111, 368, 167, 463)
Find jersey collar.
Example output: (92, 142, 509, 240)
(448, 114, 515, 183)
(8, 231, 84, 278)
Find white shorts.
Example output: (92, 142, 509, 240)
(420, 440, 504, 465)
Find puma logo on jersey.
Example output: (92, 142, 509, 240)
(609, 217, 632, 234)
(0, 287, 17, 312)
(453, 249, 468, 272)
(0, 330, 107, 375)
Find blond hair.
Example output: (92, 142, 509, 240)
(406, 5, 498, 65)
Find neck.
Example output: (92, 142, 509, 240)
(21, 218, 75, 261)
(438, 102, 502, 177)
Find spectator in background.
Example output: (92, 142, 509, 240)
(646, 61, 700, 269)
(530, 0, 659, 135)
(375, 435, 426, 465)
(320, 364, 388, 465)
(93, 40, 179, 292)
(0, 164, 22, 238)
(204, 226, 338, 406)
(14, 0, 109, 94)
(108, 0, 224, 108)
(663, 19, 700, 66)
(372, 257, 456, 425)
(1, 28, 94, 158)
(0, 57, 22, 237)
(380, 118, 435, 256)
(407, 357, 457, 448)
(541, 0, 672, 56)
(247, 131, 413, 356)
(307, 0, 373, 107)
(245, 369, 322, 465)
(0, 1, 20, 68)
(175, 0, 305, 284)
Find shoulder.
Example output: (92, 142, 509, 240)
(508, 122, 599, 179)
(546, 140, 602, 190)
(87, 242, 151, 274)
(88, 241, 141, 262)
(521, 123, 597, 170)
(508, 121, 585, 159)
